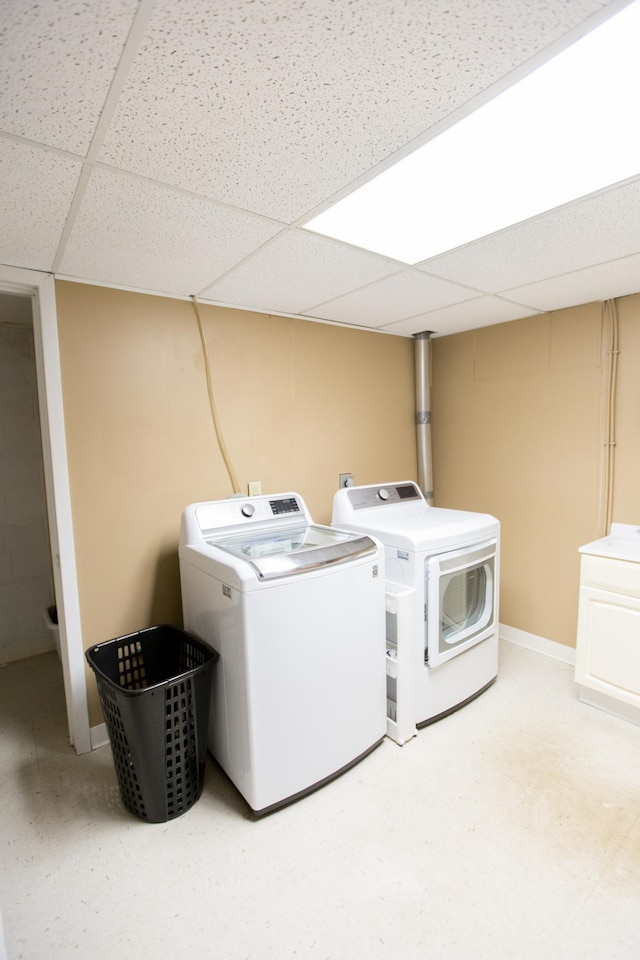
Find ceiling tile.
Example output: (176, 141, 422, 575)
(0, 0, 138, 154)
(505, 253, 640, 312)
(200, 230, 399, 315)
(98, 0, 613, 222)
(423, 177, 640, 294)
(380, 295, 541, 338)
(305, 268, 478, 327)
(1, 0, 634, 333)
(57, 167, 283, 296)
(0, 139, 81, 270)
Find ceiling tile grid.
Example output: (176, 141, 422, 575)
(96, 0, 616, 223)
(381, 295, 542, 337)
(57, 166, 284, 297)
(303, 268, 480, 328)
(1, 0, 638, 337)
(199, 229, 400, 315)
(0, 0, 138, 154)
(421, 175, 640, 295)
(504, 251, 640, 313)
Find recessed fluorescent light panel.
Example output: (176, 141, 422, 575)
(303, 0, 640, 264)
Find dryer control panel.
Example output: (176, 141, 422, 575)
(343, 483, 423, 511)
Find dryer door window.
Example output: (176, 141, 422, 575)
(425, 541, 496, 668)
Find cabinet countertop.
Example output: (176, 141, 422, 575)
(579, 523, 640, 563)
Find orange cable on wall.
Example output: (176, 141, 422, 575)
(191, 295, 241, 495)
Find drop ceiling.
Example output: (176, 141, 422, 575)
(1, 0, 638, 338)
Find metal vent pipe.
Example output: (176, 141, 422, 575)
(414, 331, 434, 505)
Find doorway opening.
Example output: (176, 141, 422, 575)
(0, 266, 90, 753)
(0, 294, 57, 661)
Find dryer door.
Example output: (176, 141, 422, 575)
(425, 540, 497, 668)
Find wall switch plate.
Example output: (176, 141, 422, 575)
(248, 481, 262, 496)
(339, 473, 354, 488)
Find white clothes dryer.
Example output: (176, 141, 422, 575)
(332, 482, 499, 741)
(179, 492, 386, 815)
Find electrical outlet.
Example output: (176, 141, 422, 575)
(248, 481, 262, 496)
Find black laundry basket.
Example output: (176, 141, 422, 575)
(86, 625, 218, 823)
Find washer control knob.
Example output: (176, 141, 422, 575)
(378, 488, 390, 501)
(241, 503, 255, 518)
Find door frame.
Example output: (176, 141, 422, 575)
(0, 266, 91, 753)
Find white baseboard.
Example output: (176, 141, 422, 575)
(90, 723, 109, 750)
(0, 636, 56, 665)
(499, 623, 576, 666)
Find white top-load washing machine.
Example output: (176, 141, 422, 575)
(332, 482, 499, 741)
(179, 492, 386, 815)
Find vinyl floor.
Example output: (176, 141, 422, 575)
(1, 639, 640, 960)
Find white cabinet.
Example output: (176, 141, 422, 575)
(575, 524, 640, 724)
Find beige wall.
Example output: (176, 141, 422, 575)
(54, 281, 416, 723)
(55, 279, 640, 725)
(431, 294, 640, 649)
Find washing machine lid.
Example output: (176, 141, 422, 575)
(332, 482, 499, 552)
(210, 524, 376, 580)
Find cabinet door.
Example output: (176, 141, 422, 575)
(575, 586, 640, 705)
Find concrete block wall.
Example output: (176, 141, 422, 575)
(0, 321, 55, 660)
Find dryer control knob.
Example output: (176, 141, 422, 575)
(241, 503, 255, 518)
(378, 488, 390, 501)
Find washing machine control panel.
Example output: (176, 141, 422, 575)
(344, 483, 423, 510)
(269, 497, 301, 516)
(191, 492, 309, 535)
